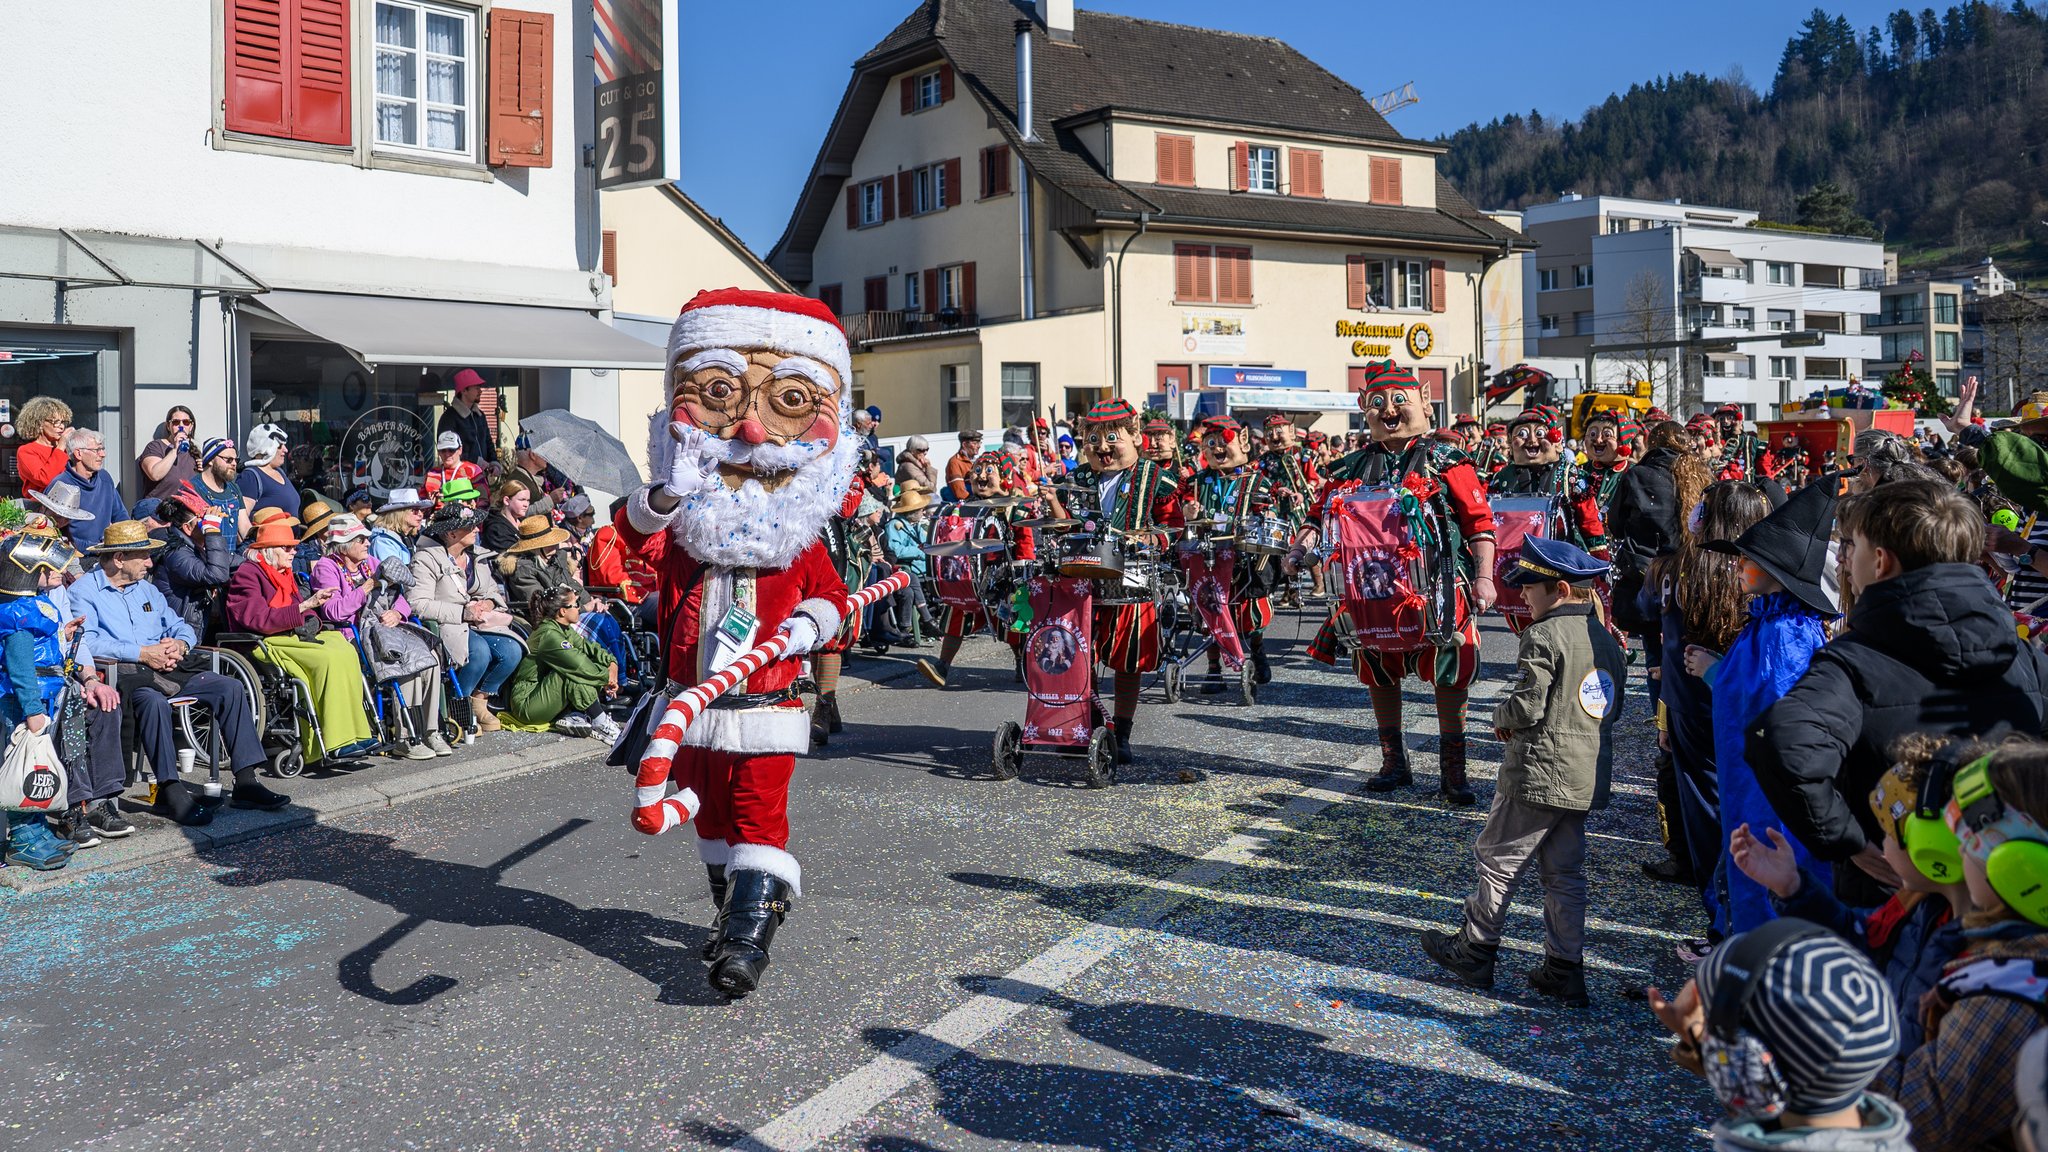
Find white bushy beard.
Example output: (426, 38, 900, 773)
(646, 409, 859, 570)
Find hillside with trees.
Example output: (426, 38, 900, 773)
(1438, 2, 2048, 274)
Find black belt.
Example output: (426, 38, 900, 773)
(708, 687, 800, 710)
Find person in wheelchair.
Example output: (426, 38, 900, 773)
(368, 487, 433, 569)
(410, 503, 522, 734)
(150, 487, 232, 641)
(224, 516, 378, 763)
(585, 495, 657, 628)
(72, 520, 283, 823)
(500, 586, 621, 740)
(310, 513, 452, 760)
(500, 513, 633, 672)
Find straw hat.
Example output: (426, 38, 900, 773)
(298, 501, 339, 542)
(503, 514, 571, 555)
(890, 484, 931, 515)
(86, 520, 166, 555)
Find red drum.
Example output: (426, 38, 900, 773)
(1334, 490, 1461, 655)
(928, 512, 997, 611)
(1490, 497, 1552, 628)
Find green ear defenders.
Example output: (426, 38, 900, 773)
(1900, 736, 1976, 885)
(1950, 752, 2048, 927)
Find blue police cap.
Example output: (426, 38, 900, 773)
(1501, 534, 1610, 587)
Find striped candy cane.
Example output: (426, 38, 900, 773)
(631, 570, 913, 835)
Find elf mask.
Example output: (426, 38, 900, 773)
(1585, 421, 1621, 466)
(1510, 422, 1561, 465)
(1082, 420, 1141, 473)
(1200, 428, 1249, 470)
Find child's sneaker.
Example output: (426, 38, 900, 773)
(553, 714, 593, 738)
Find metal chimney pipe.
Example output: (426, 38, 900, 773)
(1016, 18, 1037, 320)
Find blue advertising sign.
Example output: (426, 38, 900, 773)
(1206, 366, 1307, 389)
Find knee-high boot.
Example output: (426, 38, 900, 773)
(700, 864, 728, 962)
(1364, 686, 1411, 791)
(707, 869, 793, 998)
(1435, 685, 1475, 807)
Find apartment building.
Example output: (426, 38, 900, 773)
(1864, 277, 1967, 396)
(1521, 195, 1885, 417)
(0, 0, 660, 499)
(767, 0, 1529, 436)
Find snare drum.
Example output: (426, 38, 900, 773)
(1094, 559, 1163, 606)
(1236, 512, 1292, 556)
(1057, 532, 1127, 579)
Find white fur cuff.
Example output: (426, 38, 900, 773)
(626, 486, 681, 535)
(728, 841, 802, 897)
(791, 597, 843, 644)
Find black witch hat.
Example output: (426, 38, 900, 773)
(1705, 475, 1841, 617)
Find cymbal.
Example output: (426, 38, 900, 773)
(1012, 516, 1080, 529)
(958, 496, 1025, 509)
(925, 539, 1009, 558)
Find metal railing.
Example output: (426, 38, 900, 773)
(840, 309, 982, 346)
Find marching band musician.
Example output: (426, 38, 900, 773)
(1713, 402, 1762, 480)
(1143, 413, 1192, 533)
(1579, 409, 1636, 519)
(1259, 414, 1319, 608)
(916, 450, 1038, 689)
(1069, 398, 1180, 764)
(1184, 415, 1276, 686)
(1490, 406, 1610, 560)
(1288, 361, 1496, 806)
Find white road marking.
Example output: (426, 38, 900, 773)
(732, 763, 1372, 1152)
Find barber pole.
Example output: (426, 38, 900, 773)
(631, 570, 913, 834)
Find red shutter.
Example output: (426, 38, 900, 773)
(1231, 142, 1249, 192)
(1387, 160, 1404, 206)
(1216, 247, 1251, 305)
(293, 0, 351, 145)
(846, 186, 859, 229)
(1174, 244, 1213, 302)
(1156, 134, 1182, 186)
(980, 147, 993, 198)
(881, 177, 895, 222)
(961, 261, 977, 316)
(901, 76, 914, 115)
(1369, 158, 1390, 203)
(943, 157, 963, 207)
(939, 63, 955, 102)
(1290, 149, 1323, 198)
(1429, 260, 1447, 314)
(864, 277, 889, 312)
(898, 170, 915, 214)
(1346, 254, 1367, 310)
(225, 0, 290, 137)
(487, 8, 552, 167)
(819, 285, 843, 315)
(601, 230, 618, 283)
(924, 268, 940, 314)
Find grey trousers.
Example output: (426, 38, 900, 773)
(1461, 792, 1588, 963)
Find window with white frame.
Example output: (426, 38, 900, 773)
(1246, 145, 1279, 193)
(1936, 331, 1960, 362)
(860, 180, 885, 226)
(1573, 312, 1592, 336)
(942, 363, 971, 432)
(1937, 370, 1959, 396)
(1731, 307, 1754, 330)
(1767, 309, 1796, 333)
(1394, 259, 1426, 310)
(938, 265, 965, 310)
(912, 163, 947, 214)
(1769, 356, 1798, 379)
(915, 70, 944, 109)
(903, 271, 922, 312)
(1537, 268, 1560, 292)
(1000, 363, 1038, 429)
(1766, 261, 1796, 286)
(374, 0, 475, 156)
(1538, 314, 1560, 337)
(1573, 264, 1593, 288)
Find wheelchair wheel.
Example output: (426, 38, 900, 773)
(270, 746, 304, 778)
(178, 646, 268, 754)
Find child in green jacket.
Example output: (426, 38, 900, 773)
(503, 586, 620, 741)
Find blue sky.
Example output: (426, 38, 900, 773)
(676, 0, 1910, 253)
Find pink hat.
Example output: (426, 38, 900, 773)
(451, 368, 487, 392)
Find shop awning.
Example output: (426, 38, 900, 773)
(1688, 248, 1746, 271)
(242, 290, 666, 370)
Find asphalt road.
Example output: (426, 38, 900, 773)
(3, 605, 1714, 1151)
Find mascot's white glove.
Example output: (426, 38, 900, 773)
(664, 422, 722, 499)
(778, 613, 821, 657)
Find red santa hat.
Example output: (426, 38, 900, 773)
(668, 288, 854, 423)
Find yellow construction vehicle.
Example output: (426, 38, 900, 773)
(1568, 380, 1655, 439)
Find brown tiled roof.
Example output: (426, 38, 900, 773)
(770, 0, 1527, 277)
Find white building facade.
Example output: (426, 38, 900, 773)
(1522, 195, 1884, 417)
(0, 0, 660, 498)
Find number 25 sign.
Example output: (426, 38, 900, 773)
(596, 75, 670, 190)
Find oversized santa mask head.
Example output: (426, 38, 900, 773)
(1509, 408, 1563, 465)
(1196, 416, 1248, 470)
(653, 288, 859, 568)
(1355, 361, 1430, 445)
(1079, 398, 1143, 473)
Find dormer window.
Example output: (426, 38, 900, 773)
(1245, 145, 1279, 193)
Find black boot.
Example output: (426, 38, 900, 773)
(810, 698, 830, 749)
(1527, 956, 1589, 1008)
(155, 779, 215, 828)
(230, 767, 291, 811)
(707, 869, 793, 998)
(1420, 927, 1498, 990)
(1250, 638, 1272, 685)
(824, 692, 844, 734)
(1365, 746, 1412, 793)
(1111, 717, 1133, 765)
(700, 864, 729, 962)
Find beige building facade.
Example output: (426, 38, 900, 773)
(769, 0, 1528, 437)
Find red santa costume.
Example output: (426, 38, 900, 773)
(615, 288, 860, 998)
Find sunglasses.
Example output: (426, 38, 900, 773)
(169, 418, 194, 427)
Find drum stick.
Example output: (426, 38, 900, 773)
(631, 570, 913, 835)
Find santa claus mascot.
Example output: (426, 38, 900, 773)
(615, 288, 859, 999)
